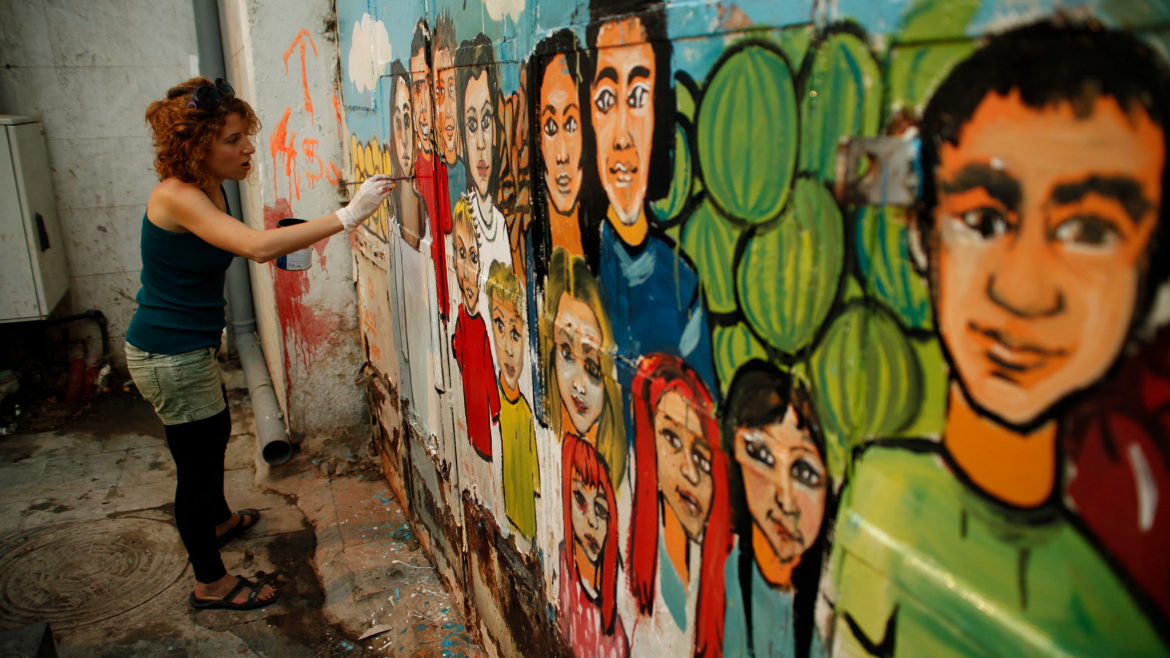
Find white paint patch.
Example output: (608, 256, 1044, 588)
(483, 0, 525, 24)
(348, 13, 392, 95)
(1126, 441, 1158, 533)
(990, 156, 1006, 171)
(189, 54, 200, 78)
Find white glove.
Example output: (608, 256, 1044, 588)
(337, 174, 395, 232)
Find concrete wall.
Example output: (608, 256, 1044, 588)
(341, 0, 1170, 656)
(0, 0, 199, 371)
(220, 0, 365, 439)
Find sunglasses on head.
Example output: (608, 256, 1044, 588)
(188, 78, 235, 111)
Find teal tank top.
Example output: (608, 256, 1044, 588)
(126, 207, 236, 355)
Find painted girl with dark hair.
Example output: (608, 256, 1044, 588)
(721, 361, 833, 658)
(456, 34, 512, 289)
(627, 354, 731, 658)
(560, 434, 628, 658)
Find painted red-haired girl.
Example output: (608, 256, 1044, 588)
(559, 434, 629, 658)
(627, 354, 731, 658)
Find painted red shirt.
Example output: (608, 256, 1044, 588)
(415, 149, 452, 321)
(453, 304, 499, 460)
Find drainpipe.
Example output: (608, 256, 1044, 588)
(193, 0, 292, 465)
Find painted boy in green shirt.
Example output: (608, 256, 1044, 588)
(830, 22, 1170, 657)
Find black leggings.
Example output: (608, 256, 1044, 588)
(164, 393, 233, 584)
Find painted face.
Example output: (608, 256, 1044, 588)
(934, 91, 1164, 426)
(464, 72, 495, 199)
(541, 54, 584, 216)
(393, 77, 414, 175)
(491, 294, 524, 390)
(454, 220, 481, 314)
(571, 475, 610, 566)
(435, 48, 460, 163)
(554, 293, 605, 436)
(592, 18, 655, 227)
(205, 112, 255, 182)
(410, 48, 433, 156)
(654, 390, 714, 541)
(735, 407, 826, 564)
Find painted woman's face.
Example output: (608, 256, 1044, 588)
(434, 48, 459, 164)
(540, 54, 584, 215)
(555, 293, 605, 436)
(463, 72, 495, 199)
(571, 475, 610, 566)
(393, 77, 414, 175)
(735, 407, 826, 563)
(491, 294, 524, 390)
(654, 390, 713, 541)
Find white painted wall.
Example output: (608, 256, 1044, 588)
(220, 0, 366, 438)
(0, 0, 199, 371)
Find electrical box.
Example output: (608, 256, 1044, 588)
(0, 115, 68, 323)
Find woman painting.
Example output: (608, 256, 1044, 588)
(543, 246, 625, 482)
(126, 77, 393, 610)
(560, 434, 629, 658)
(627, 354, 731, 658)
(721, 361, 834, 658)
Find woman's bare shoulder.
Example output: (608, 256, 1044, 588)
(147, 178, 202, 232)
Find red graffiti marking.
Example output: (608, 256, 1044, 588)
(265, 198, 345, 403)
(325, 161, 341, 185)
(332, 92, 343, 139)
(283, 29, 318, 123)
(270, 108, 300, 201)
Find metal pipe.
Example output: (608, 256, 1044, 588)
(193, 0, 290, 464)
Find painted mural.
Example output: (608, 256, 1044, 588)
(340, 0, 1170, 655)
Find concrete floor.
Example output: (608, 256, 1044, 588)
(0, 383, 483, 658)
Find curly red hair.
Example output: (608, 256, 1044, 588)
(145, 77, 260, 191)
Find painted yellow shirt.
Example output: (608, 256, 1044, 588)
(829, 440, 1168, 658)
(500, 384, 540, 538)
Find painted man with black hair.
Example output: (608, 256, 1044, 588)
(829, 22, 1170, 656)
(409, 19, 454, 327)
(586, 0, 718, 456)
(433, 11, 465, 216)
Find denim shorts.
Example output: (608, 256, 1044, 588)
(125, 341, 226, 425)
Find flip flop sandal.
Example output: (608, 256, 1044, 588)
(217, 508, 261, 547)
(189, 576, 280, 611)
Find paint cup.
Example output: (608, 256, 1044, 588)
(275, 218, 312, 271)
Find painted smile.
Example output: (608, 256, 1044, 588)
(609, 161, 636, 188)
(967, 322, 1070, 385)
(767, 510, 798, 544)
(675, 486, 703, 518)
(505, 364, 517, 380)
(555, 172, 572, 193)
(584, 533, 601, 556)
(477, 160, 489, 180)
(570, 395, 589, 417)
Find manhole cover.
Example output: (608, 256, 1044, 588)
(0, 518, 188, 630)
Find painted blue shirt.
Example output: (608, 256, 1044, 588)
(597, 211, 718, 450)
(723, 542, 824, 658)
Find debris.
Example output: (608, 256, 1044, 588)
(358, 624, 392, 640)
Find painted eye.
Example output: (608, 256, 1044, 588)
(510, 328, 521, 342)
(660, 428, 682, 451)
(594, 88, 616, 113)
(558, 342, 574, 363)
(564, 116, 578, 134)
(481, 112, 492, 132)
(693, 450, 712, 476)
(1054, 215, 1119, 249)
(792, 458, 823, 488)
(583, 358, 603, 383)
(466, 116, 478, 134)
(593, 500, 610, 522)
(957, 208, 1010, 240)
(744, 434, 775, 468)
(495, 318, 505, 333)
(543, 117, 558, 138)
(627, 83, 650, 109)
(574, 490, 587, 509)
(470, 250, 479, 265)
